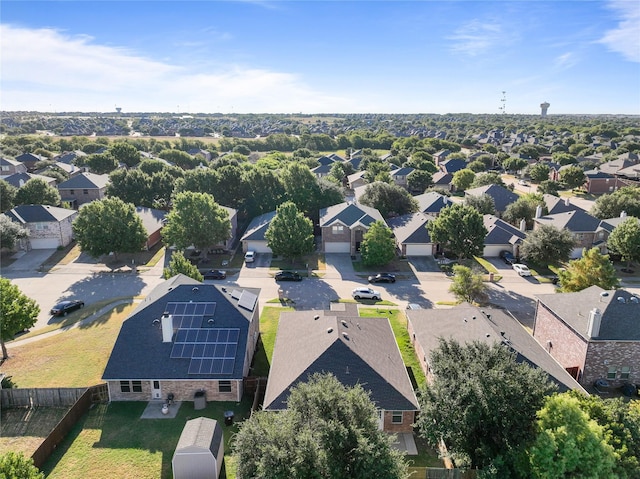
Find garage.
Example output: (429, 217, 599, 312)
(405, 244, 433, 256)
(243, 240, 272, 254)
(325, 242, 350, 253)
(29, 238, 61, 249)
(483, 245, 507, 258)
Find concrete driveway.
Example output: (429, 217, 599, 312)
(2, 249, 56, 273)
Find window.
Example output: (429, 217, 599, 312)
(120, 380, 142, 393)
(574, 233, 584, 241)
(132, 381, 142, 392)
(621, 367, 630, 379)
(332, 225, 344, 234)
(69, 189, 75, 195)
(83, 189, 89, 195)
(35, 223, 48, 231)
(219, 380, 232, 393)
(607, 367, 617, 380)
(391, 411, 403, 424)
(120, 381, 131, 393)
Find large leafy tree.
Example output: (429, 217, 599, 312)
(108, 141, 140, 168)
(0, 278, 40, 360)
(72, 197, 147, 261)
(559, 165, 586, 190)
(158, 149, 201, 169)
(449, 265, 487, 304)
(1, 180, 17, 212)
(0, 215, 29, 250)
(358, 181, 418, 218)
(464, 193, 496, 215)
(427, 203, 487, 259)
(502, 157, 528, 173)
(503, 195, 545, 229)
(0, 452, 44, 479)
(606, 217, 640, 269)
(265, 201, 314, 262)
(528, 394, 617, 479)
(537, 180, 561, 196)
(85, 152, 118, 174)
(416, 339, 555, 472)
(520, 224, 575, 265)
(590, 187, 640, 219)
(174, 168, 220, 196)
(528, 163, 551, 183)
(243, 167, 286, 218)
(406, 169, 433, 192)
(452, 168, 475, 191)
(14, 178, 61, 206)
(281, 162, 342, 219)
(558, 247, 620, 292)
(234, 373, 408, 479)
(470, 171, 505, 188)
(215, 164, 248, 209)
(360, 220, 396, 267)
(107, 168, 152, 206)
(162, 250, 203, 282)
(162, 191, 230, 252)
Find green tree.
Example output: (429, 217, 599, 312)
(464, 193, 496, 215)
(14, 178, 61, 206)
(449, 265, 487, 304)
(467, 160, 487, 173)
(502, 157, 528, 173)
(85, 152, 118, 174)
(560, 165, 586, 190)
(234, 373, 408, 479)
(528, 163, 551, 183)
(265, 201, 314, 262)
(281, 162, 322, 216)
(360, 221, 396, 267)
(0, 215, 29, 250)
(407, 169, 432, 192)
(606, 217, 640, 269)
(107, 168, 153, 206)
(427, 204, 487, 259)
(1, 180, 17, 212)
(0, 452, 44, 479)
(158, 149, 201, 169)
(416, 339, 555, 472)
(537, 180, 561, 196)
(520, 224, 575, 265)
(552, 152, 577, 165)
(528, 394, 617, 479)
(162, 250, 203, 282)
(590, 187, 640, 219)
(0, 278, 40, 360)
(108, 141, 140, 167)
(243, 167, 286, 218)
(515, 144, 540, 160)
(503, 195, 545, 230)
(470, 172, 505, 188)
(72, 197, 147, 261)
(558, 247, 620, 292)
(162, 191, 230, 252)
(452, 168, 475, 191)
(358, 181, 418, 218)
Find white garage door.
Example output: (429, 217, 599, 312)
(405, 244, 432, 256)
(245, 241, 272, 254)
(30, 238, 60, 249)
(570, 247, 583, 259)
(483, 245, 506, 258)
(325, 242, 350, 253)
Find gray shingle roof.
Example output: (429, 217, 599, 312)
(319, 202, 384, 228)
(413, 191, 453, 214)
(439, 159, 466, 174)
(466, 184, 519, 212)
(135, 206, 167, 235)
(483, 215, 526, 245)
(263, 308, 419, 411)
(534, 209, 602, 233)
(387, 212, 433, 245)
(2, 173, 55, 188)
(407, 304, 585, 393)
(175, 417, 222, 455)
(57, 172, 110, 189)
(535, 286, 640, 341)
(542, 194, 585, 215)
(5, 204, 77, 224)
(241, 210, 276, 241)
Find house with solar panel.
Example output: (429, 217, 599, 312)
(102, 275, 260, 403)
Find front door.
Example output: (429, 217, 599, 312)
(152, 380, 161, 400)
(377, 410, 384, 430)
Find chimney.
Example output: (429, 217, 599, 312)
(587, 308, 602, 338)
(519, 218, 527, 232)
(620, 210, 627, 218)
(565, 197, 570, 206)
(161, 312, 173, 342)
(535, 205, 543, 219)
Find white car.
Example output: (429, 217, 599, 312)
(244, 251, 255, 263)
(352, 287, 381, 301)
(513, 263, 532, 276)
(518, 179, 529, 186)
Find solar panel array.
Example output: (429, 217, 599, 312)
(164, 301, 217, 329)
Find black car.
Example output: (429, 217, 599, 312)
(499, 250, 517, 265)
(368, 273, 396, 283)
(50, 300, 84, 316)
(275, 271, 302, 281)
(203, 270, 226, 280)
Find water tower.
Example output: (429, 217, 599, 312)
(115, 106, 122, 114)
(540, 102, 550, 117)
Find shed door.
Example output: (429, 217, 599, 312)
(152, 380, 161, 400)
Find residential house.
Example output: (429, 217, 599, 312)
(102, 275, 260, 402)
(4, 204, 77, 250)
(584, 169, 629, 194)
(15, 152, 48, 171)
(263, 305, 420, 433)
(407, 304, 585, 392)
(438, 158, 467, 175)
(135, 206, 167, 250)
(316, 155, 337, 167)
(533, 286, 640, 388)
(413, 191, 453, 215)
(465, 184, 519, 216)
(53, 150, 87, 165)
(430, 171, 453, 190)
(542, 194, 584, 215)
(387, 212, 436, 256)
(311, 164, 332, 179)
(533, 208, 606, 258)
(187, 148, 212, 162)
(347, 171, 367, 190)
(3, 172, 57, 189)
(482, 214, 527, 257)
(57, 172, 109, 207)
(599, 213, 640, 254)
(433, 149, 451, 166)
(0, 157, 27, 177)
(240, 210, 276, 253)
(616, 164, 640, 182)
(319, 202, 385, 254)
(390, 166, 415, 189)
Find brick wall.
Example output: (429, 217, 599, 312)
(107, 379, 242, 402)
(58, 187, 106, 207)
(584, 341, 640, 387)
(27, 215, 76, 248)
(322, 224, 351, 250)
(382, 410, 416, 433)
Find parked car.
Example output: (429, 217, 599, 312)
(275, 271, 302, 281)
(203, 270, 226, 280)
(244, 251, 255, 263)
(352, 287, 381, 301)
(513, 264, 532, 277)
(50, 300, 84, 316)
(500, 250, 517, 265)
(368, 273, 396, 283)
(518, 179, 529, 186)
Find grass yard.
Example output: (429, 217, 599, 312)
(42, 397, 253, 479)
(251, 306, 294, 377)
(352, 258, 414, 273)
(269, 252, 326, 271)
(0, 407, 70, 457)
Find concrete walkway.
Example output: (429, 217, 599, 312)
(140, 400, 183, 419)
(391, 432, 418, 455)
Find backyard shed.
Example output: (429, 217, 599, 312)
(172, 417, 224, 479)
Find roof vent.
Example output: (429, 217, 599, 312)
(327, 328, 333, 333)
(152, 319, 160, 325)
(630, 297, 639, 304)
(342, 332, 349, 340)
(314, 315, 320, 320)
(486, 333, 491, 338)
(341, 320, 348, 327)
(472, 316, 476, 320)
(192, 287, 199, 293)
(208, 318, 214, 323)
(617, 296, 625, 303)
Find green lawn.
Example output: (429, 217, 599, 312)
(252, 306, 294, 377)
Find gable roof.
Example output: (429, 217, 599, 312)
(5, 204, 77, 224)
(483, 214, 526, 245)
(413, 191, 453, 214)
(407, 304, 585, 393)
(534, 209, 602, 233)
(263, 307, 419, 411)
(57, 172, 110, 189)
(2, 172, 56, 188)
(536, 286, 640, 341)
(175, 417, 222, 455)
(599, 215, 640, 234)
(102, 276, 260, 381)
(135, 206, 167, 234)
(431, 171, 453, 185)
(390, 166, 415, 177)
(316, 155, 337, 166)
(439, 158, 466, 174)
(241, 210, 276, 241)
(311, 164, 332, 175)
(542, 194, 585, 215)
(465, 184, 519, 212)
(0, 157, 24, 168)
(319, 202, 384, 228)
(387, 212, 433, 245)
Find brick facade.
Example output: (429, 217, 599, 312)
(58, 186, 106, 207)
(26, 215, 76, 249)
(382, 410, 415, 433)
(107, 379, 242, 402)
(584, 341, 640, 387)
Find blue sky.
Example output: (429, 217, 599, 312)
(1, 1, 639, 115)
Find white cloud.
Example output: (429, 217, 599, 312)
(598, 0, 640, 62)
(0, 24, 353, 113)
(447, 20, 505, 57)
(554, 51, 578, 70)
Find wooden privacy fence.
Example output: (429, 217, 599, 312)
(1, 387, 87, 408)
(425, 468, 477, 479)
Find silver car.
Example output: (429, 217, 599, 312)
(352, 287, 381, 300)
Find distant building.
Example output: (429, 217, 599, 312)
(540, 102, 550, 117)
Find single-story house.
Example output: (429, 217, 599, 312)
(319, 202, 385, 254)
(347, 171, 367, 190)
(413, 191, 453, 215)
(240, 210, 276, 253)
(263, 304, 420, 433)
(57, 172, 110, 207)
(465, 184, 519, 216)
(387, 212, 436, 256)
(4, 204, 78, 250)
(482, 214, 527, 257)
(2, 172, 57, 189)
(533, 208, 606, 258)
(102, 275, 260, 403)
